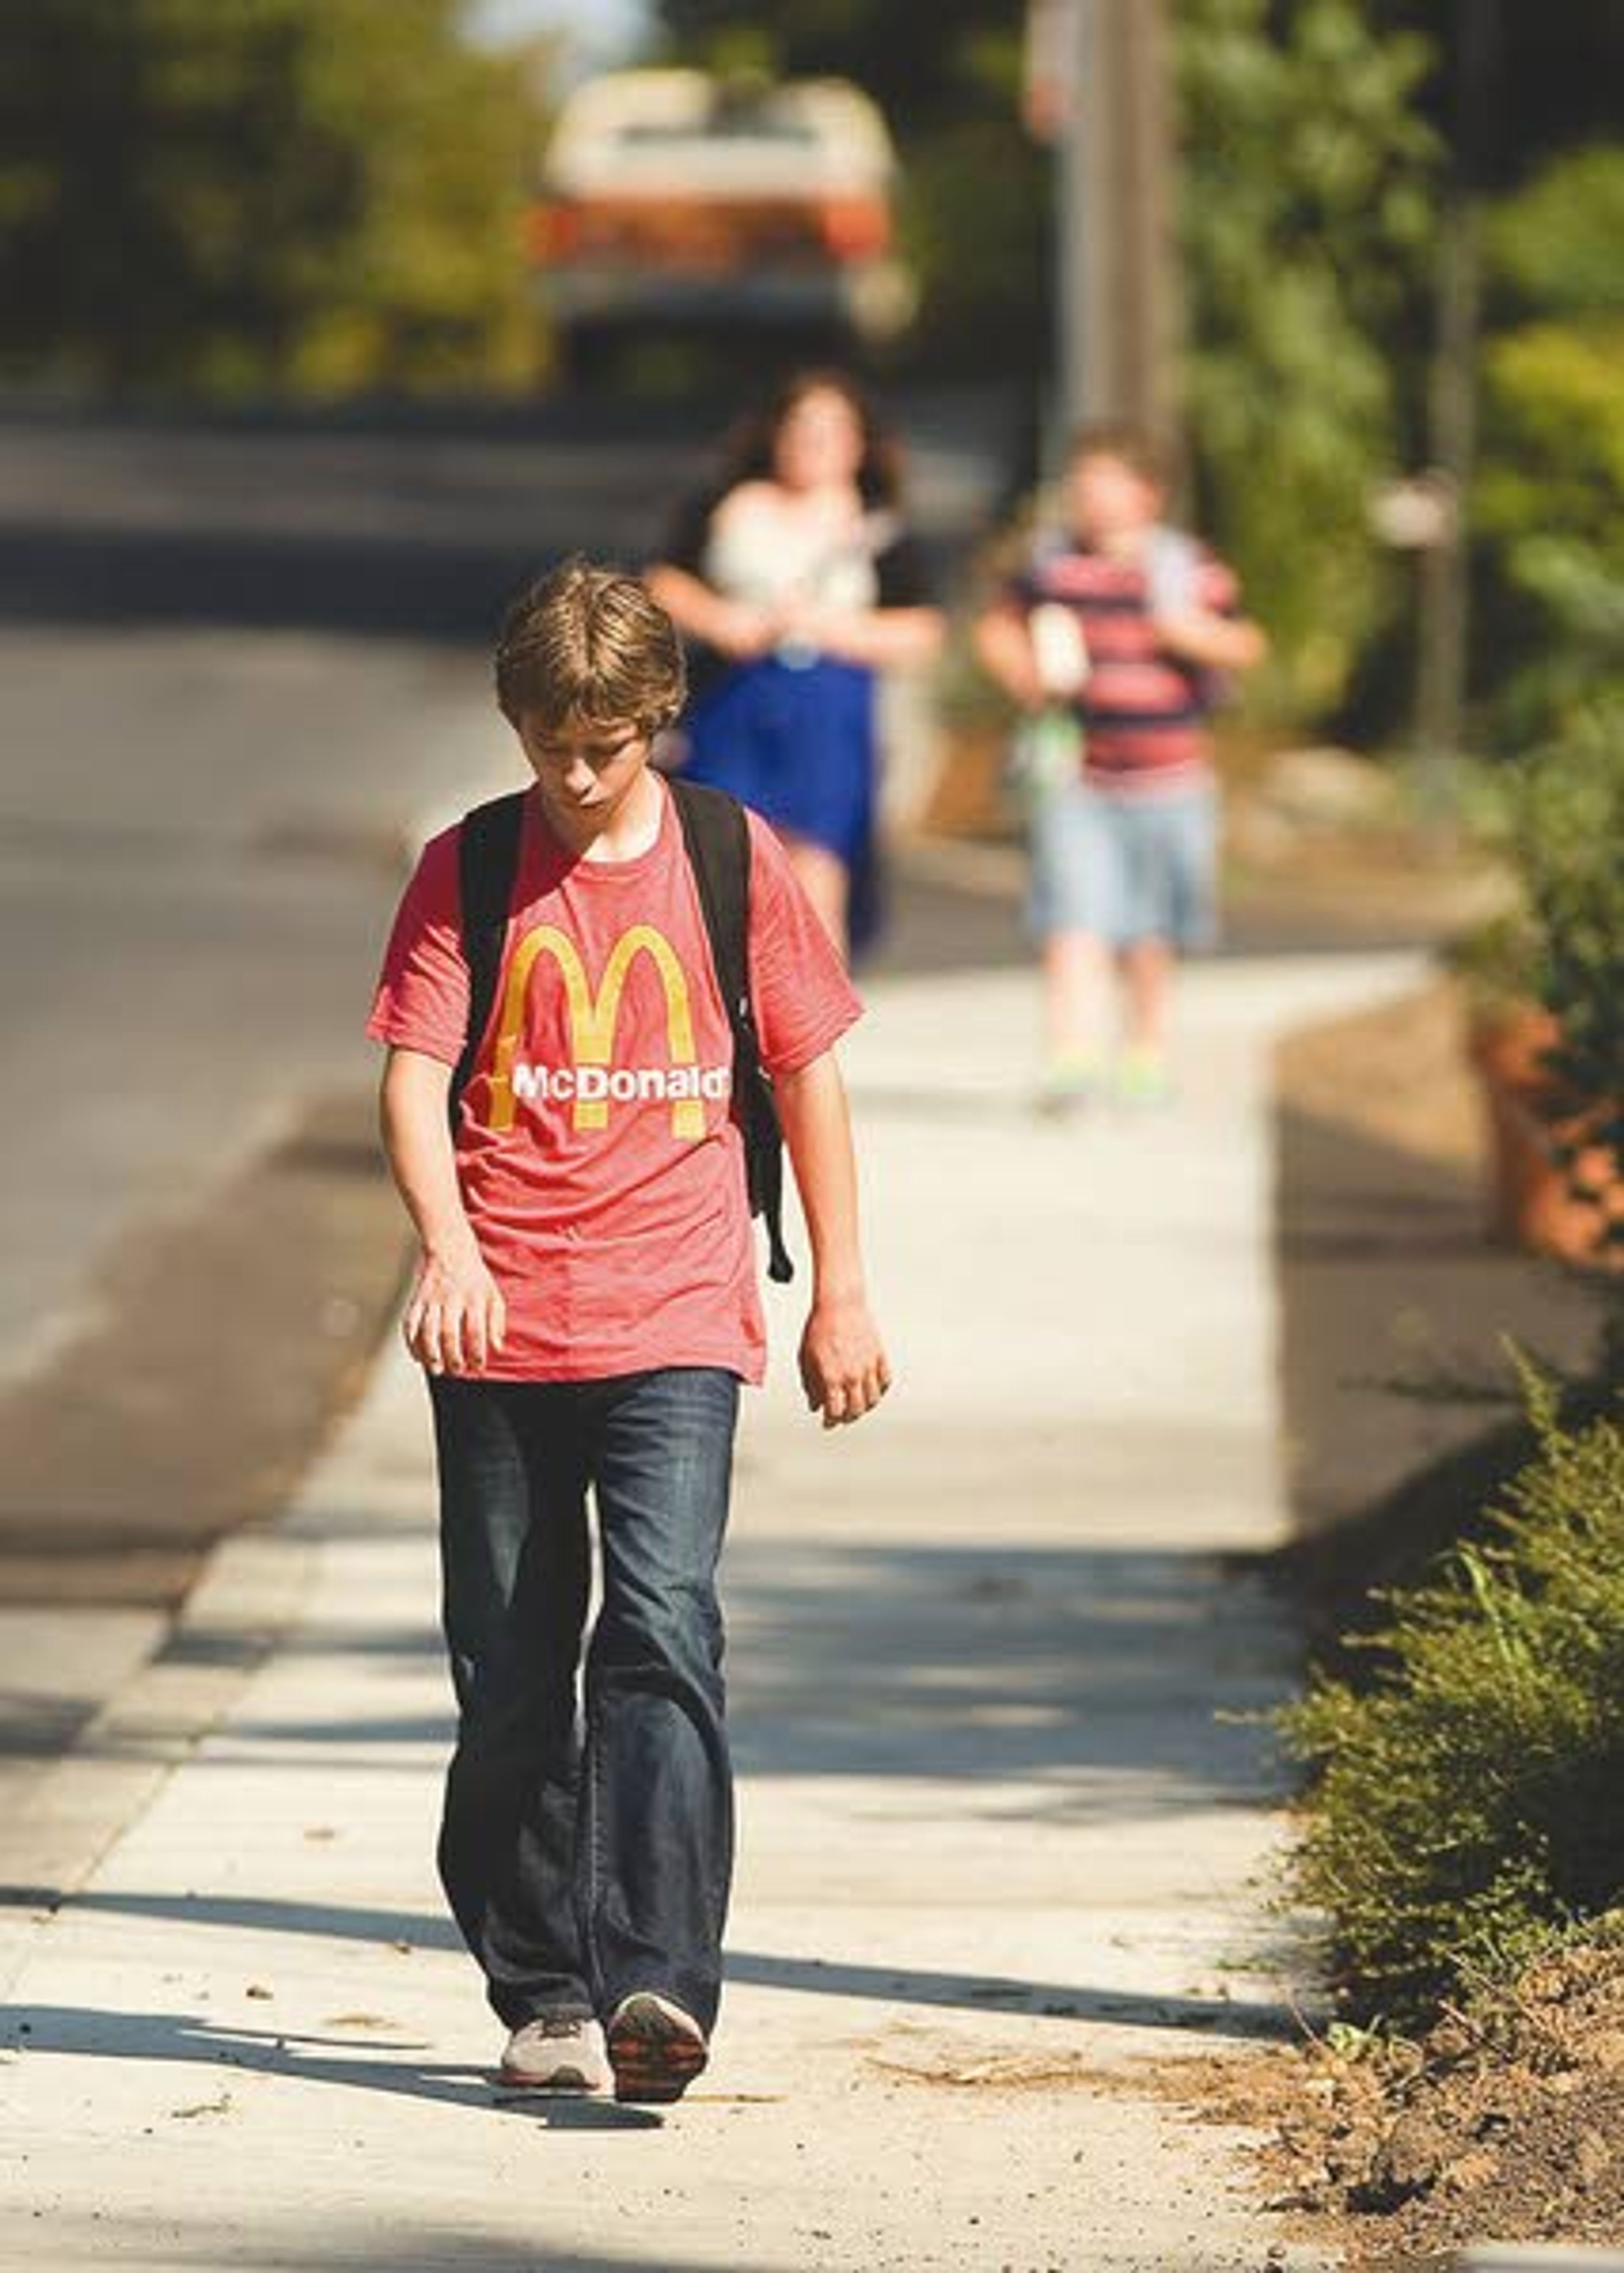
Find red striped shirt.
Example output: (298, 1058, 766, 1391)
(1011, 536, 1240, 793)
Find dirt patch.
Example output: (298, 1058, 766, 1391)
(1277, 975, 1483, 1177)
(1192, 1935, 1624, 2265)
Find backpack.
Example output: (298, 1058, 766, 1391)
(448, 777, 793, 1284)
(1146, 525, 1228, 709)
(1143, 523, 1201, 619)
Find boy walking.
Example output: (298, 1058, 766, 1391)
(975, 424, 1266, 1110)
(367, 559, 887, 2103)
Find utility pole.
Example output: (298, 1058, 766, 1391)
(1415, 0, 1499, 811)
(1028, 0, 1180, 460)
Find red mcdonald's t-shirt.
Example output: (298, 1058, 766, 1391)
(367, 781, 861, 1384)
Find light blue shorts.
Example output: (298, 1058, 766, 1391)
(1026, 774, 1218, 950)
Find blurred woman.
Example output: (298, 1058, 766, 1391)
(647, 371, 943, 961)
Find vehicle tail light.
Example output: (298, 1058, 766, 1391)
(819, 198, 890, 261)
(524, 200, 582, 266)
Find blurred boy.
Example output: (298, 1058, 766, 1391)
(368, 559, 888, 2103)
(975, 424, 1266, 1109)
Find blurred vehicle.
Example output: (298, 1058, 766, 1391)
(528, 70, 917, 384)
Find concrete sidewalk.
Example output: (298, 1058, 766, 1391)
(1, 946, 1424, 2273)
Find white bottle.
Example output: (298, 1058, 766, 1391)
(1010, 603, 1088, 801)
(1029, 602, 1091, 698)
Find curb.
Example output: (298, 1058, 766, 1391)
(1, 727, 515, 1992)
(0, 1519, 318, 1995)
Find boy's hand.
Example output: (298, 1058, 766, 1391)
(404, 1238, 507, 1377)
(798, 1292, 892, 1429)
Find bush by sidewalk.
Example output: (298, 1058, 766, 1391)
(1226, 706, 1624, 2261)
(1284, 1371, 1624, 2031)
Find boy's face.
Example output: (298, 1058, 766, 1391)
(1067, 451, 1162, 546)
(516, 712, 653, 827)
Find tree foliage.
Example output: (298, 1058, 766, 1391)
(0, 0, 537, 395)
(1475, 145, 1624, 744)
(1177, 0, 1437, 720)
(656, 0, 1027, 132)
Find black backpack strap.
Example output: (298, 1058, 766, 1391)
(450, 790, 527, 1129)
(670, 777, 794, 1284)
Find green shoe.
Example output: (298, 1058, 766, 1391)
(1037, 1048, 1104, 1117)
(1115, 1047, 1174, 1108)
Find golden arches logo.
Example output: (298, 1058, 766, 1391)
(485, 924, 706, 1140)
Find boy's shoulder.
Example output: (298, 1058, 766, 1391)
(393, 816, 464, 922)
(740, 803, 793, 886)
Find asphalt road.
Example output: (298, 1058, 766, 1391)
(0, 388, 1023, 1844)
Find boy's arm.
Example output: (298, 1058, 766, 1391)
(379, 1046, 506, 1377)
(1152, 607, 1268, 673)
(774, 1049, 890, 1429)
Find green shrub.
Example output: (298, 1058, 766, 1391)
(1514, 707, 1624, 1212)
(1477, 145, 1624, 744)
(1445, 699, 1624, 1246)
(1177, 0, 1436, 725)
(1284, 1378, 1624, 2029)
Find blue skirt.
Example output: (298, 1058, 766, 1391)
(679, 654, 882, 947)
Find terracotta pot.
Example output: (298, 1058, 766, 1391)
(1466, 1003, 1624, 1268)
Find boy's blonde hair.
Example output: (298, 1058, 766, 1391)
(495, 556, 686, 733)
(1066, 421, 1169, 490)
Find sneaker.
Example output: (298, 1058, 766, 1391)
(1036, 1046, 1104, 1119)
(498, 2013, 605, 2093)
(1115, 1046, 1174, 1109)
(605, 1991, 709, 2106)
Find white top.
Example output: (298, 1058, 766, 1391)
(701, 489, 892, 615)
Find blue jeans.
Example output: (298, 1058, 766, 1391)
(428, 1367, 740, 2036)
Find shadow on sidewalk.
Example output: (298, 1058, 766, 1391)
(6, 1999, 661, 2130)
(25, 1541, 1289, 1817)
(727, 1949, 1292, 2040)
(25, 2220, 728, 2273)
(1, 1890, 1293, 2044)
(20, 2201, 761, 2273)
(30, 2221, 741, 2273)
